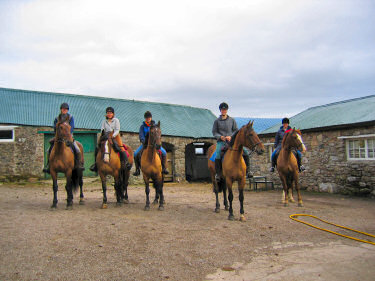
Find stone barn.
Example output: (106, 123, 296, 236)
(254, 95, 375, 197)
(0, 87, 216, 182)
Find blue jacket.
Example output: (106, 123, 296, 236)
(274, 125, 291, 149)
(54, 114, 75, 134)
(139, 120, 155, 143)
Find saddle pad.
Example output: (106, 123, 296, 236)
(209, 152, 216, 162)
(122, 145, 130, 158)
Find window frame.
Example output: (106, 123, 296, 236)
(338, 134, 375, 161)
(0, 126, 17, 143)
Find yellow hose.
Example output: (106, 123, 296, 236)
(290, 214, 375, 245)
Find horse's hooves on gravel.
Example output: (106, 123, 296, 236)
(228, 215, 235, 221)
(298, 203, 304, 207)
(101, 204, 108, 209)
(65, 205, 73, 210)
(215, 208, 220, 213)
(124, 200, 129, 204)
(152, 200, 158, 205)
(50, 204, 57, 209)
(116, 202, 122, 207)
(239, 215, 246, 222)
(290, 199, 296, 203)
(284, 203, 289, 207)
(158, 206, 164, 211)
(144, 206, 150, 211)
(79, 199, 85, 205)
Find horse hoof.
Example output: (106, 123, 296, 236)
(152, 200, 158, 205)
(298, 202, 304, 207)
(284, 203, 289, 207)
(124, 200, 129, 204)
(215, 208, 220, 213)
(116, 202, 122, 207)
(239, 215, 246, 222)
(228, 215, 235, 221)
(290, 199, 296, 203)
(79, 199, 85, 205)
(66, 205, 73, 210)
(158, 206, 164, 211)
(144, 205, 150, 211)
(225, 206, 229, 211)
(101, 203, 108, 209)
(50, 204, 57, 209)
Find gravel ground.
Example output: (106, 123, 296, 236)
(0, 178, 375, 281)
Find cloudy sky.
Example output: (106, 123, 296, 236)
(1, 0, 374, 117)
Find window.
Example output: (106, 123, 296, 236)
(347, 138, 375, 160)
(0, 126, 16, 142)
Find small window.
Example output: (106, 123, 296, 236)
(195, 147, 204, 155)
(0, 127, 15, 142)
(347, 138, 375, 160)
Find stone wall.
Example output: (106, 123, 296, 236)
(252, 125, 375, 196)
(0, 124, 215, 183)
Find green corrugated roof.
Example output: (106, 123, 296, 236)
(261, 95, 375, 134)
(0, 87, 217, 138)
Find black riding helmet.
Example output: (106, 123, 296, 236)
(282, 117, 290, 124)
(144, 111, 152, 118)
(219, 102, 229, 110)
(106, 107, 115, 114)
(60, 103, 69, 110)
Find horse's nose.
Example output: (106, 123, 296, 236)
(256, 147, 265, 155)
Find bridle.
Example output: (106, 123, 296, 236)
(55, 122, 72, 144)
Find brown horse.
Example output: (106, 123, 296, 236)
(96, 131, 134, 208)
(50, 119, 84, 209)
(222, 121, 265, 221)
(277, 129, 306, 207)
(207, 144, 228, 213)
(141, 121, 165, 211)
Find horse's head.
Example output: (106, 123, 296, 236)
(149, 121, 162, 149)
(55, 121, 72, 141)
(283, 128, 306, 153)
(243, 121, 265, 155)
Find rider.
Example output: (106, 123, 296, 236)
(269, 117, 305, 173)
(212, 102, 252, 181)
(133, 111, 169, 176)
(90, 107, 131, 172)
(43, 102, 84, 173)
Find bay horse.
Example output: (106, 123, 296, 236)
(50, 118, 84, 209)
(207, 144, 228, 213)
(222, 121, 265, 221)
(277, 128, 306, 207)
(141, 121, 165, 211)
(96, 131, 134, 209)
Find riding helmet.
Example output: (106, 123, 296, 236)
(106, 107, 115, 113)
(219, 102, 229, 110)
(144, 111, 152, 118)
(282, 117, 290, 124)
(60, 103, 69, 110)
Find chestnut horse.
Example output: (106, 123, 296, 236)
(277, 129, 306, 207)
(141, 121, 165, 211)
(50, 119, 84, 209)
(222, 121, 264, 221)
(96, 131, 134, 208)
(207, 144, 228, 213)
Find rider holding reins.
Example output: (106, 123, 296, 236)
(269, 117, 305, 173)
(43, 102, 84, 173)
(212, 102, 252, 181)
(133, 111, 169, 176)
(90, 107, 131, 172)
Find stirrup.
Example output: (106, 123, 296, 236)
(269, 167, 275, 173)
(89, 164, 97, 172)
(133, 169, 140, 176)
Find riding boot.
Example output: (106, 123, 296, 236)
(242, 153, 253, 178)
(269, 151, 277, 173)
(89, 147, 98, 172)
(215, 159, 222, 182)
(120, 151, 132, 170)
(73, 142, 85, 171)
(296, 152, 305, 172)
(42, 141, 54, 174)
(133, 154, 141, 176)
(161, 153, 169, 174)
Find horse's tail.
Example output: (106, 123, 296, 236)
(71, 168, 81, 193)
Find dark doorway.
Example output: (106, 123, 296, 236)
(185, 142, 213, 182)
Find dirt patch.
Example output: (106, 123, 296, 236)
(0, 180, 374, 280)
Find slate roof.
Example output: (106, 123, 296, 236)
(234, 117, 280, 133)
(0, 87, 217, 138)
(261, 95, 375, 134)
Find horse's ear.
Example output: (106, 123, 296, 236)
(157, 121, 160, 127)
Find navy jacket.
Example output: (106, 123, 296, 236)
(274, 125, 291, 149)
(139, 120, 155, 143)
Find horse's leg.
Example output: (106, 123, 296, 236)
(51, 171, 58, 208)
(100, 173, 108, 209)
(114, 171, 123, 206)
(222, 180, 229, 211)
(65, 170, 73, 210)
(238, 179, 246, 222)
(144, 176, 151, 211)
(294, 173, 303, 207)
(158, 179, 164, 211)
(214, 188, 220, 213)
(79, 174, 84, 205)
(280, 176, 289, 207)
(288, 187, 295, 203)
(153, 191, 159, 204)
(123, 170, 129, 204)
(227, 180, 235, 221)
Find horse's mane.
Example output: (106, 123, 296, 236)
(229, 128, 241, 147)
(144, 132, 149, 145)
(281, 128, 302, 147)
(58, 113, 70, 124)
